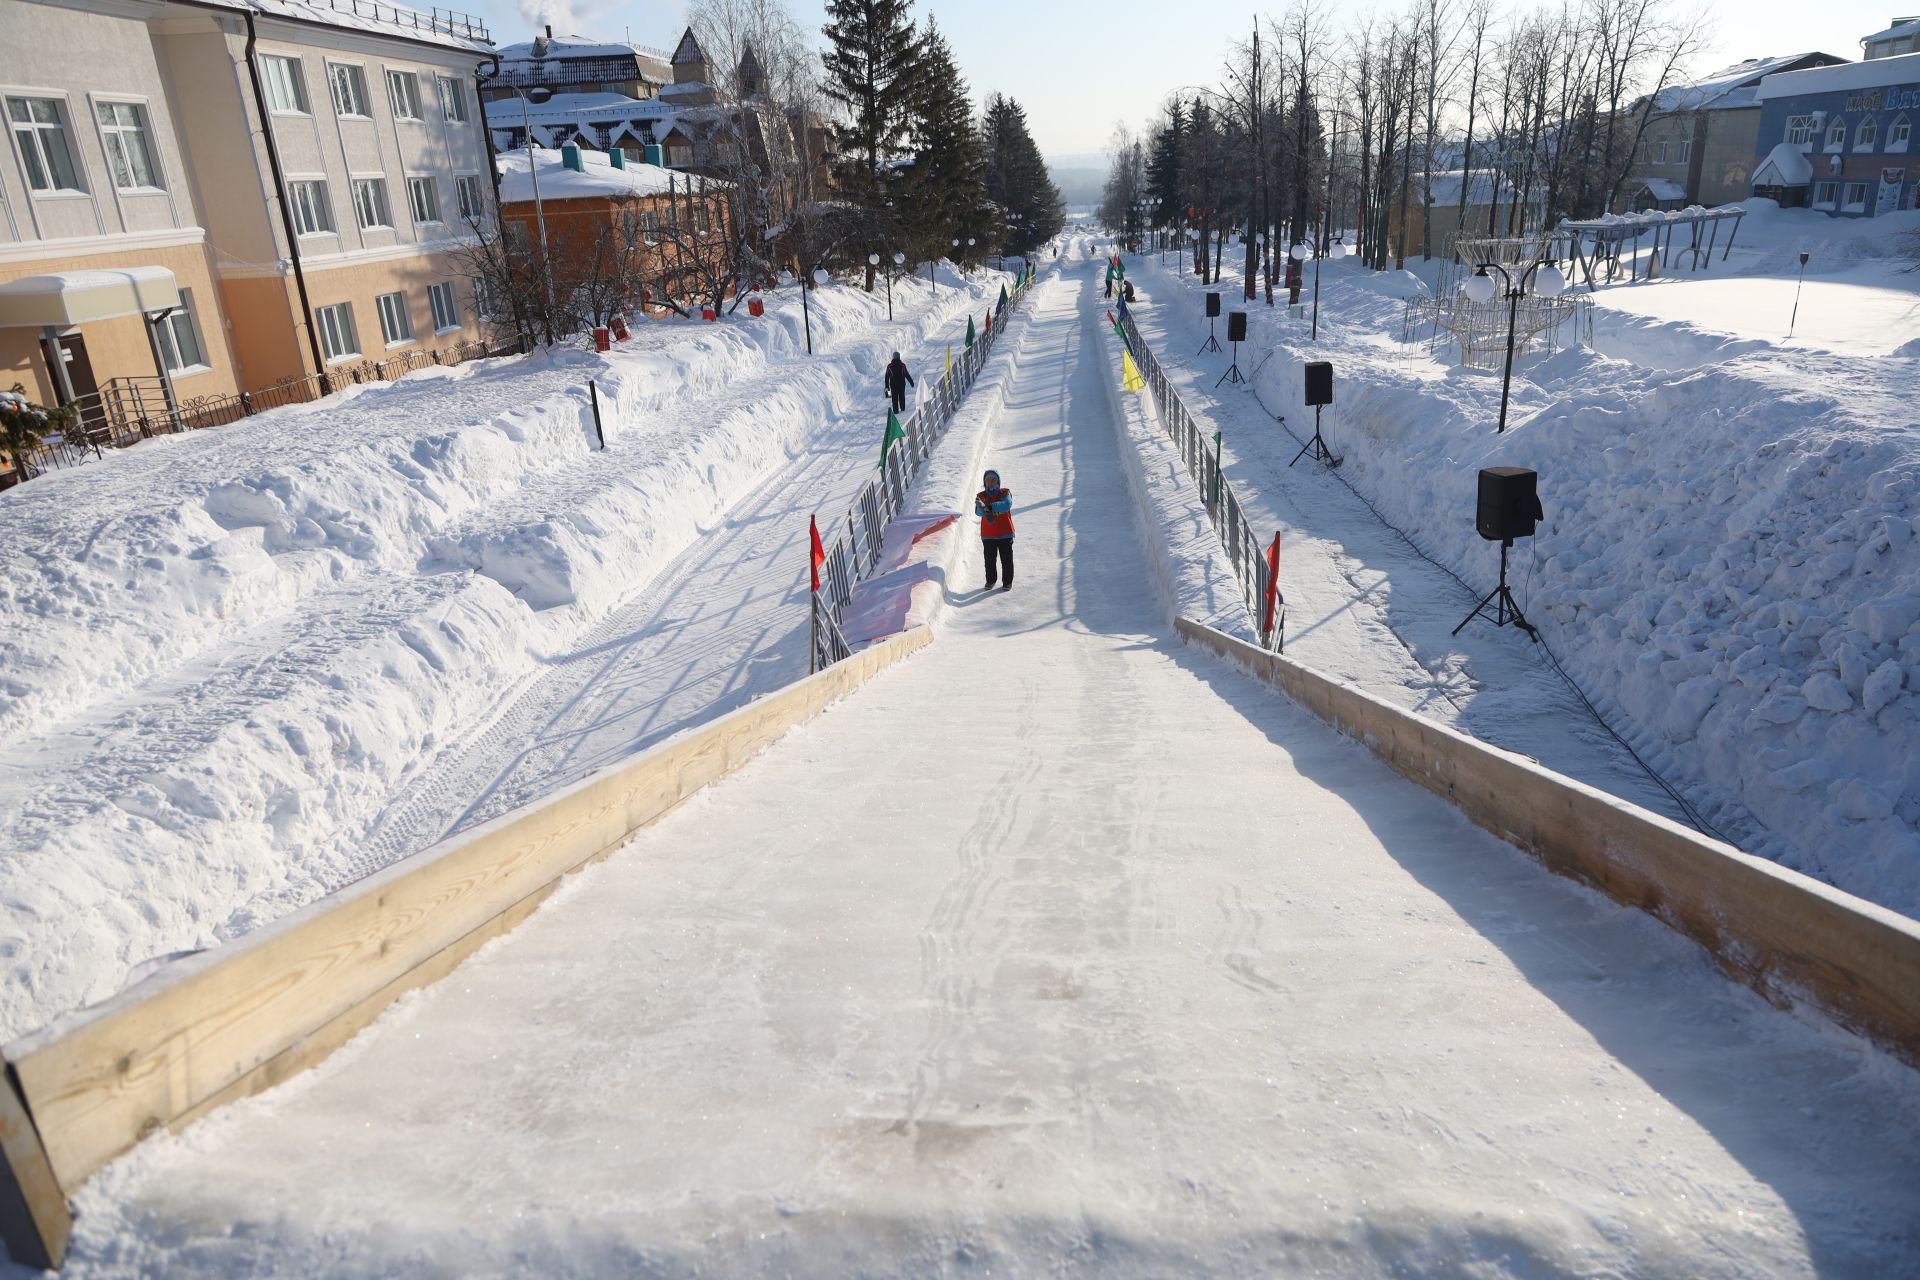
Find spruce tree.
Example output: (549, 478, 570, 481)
(820, 0, 924, 207)
(906, 19, 988, 265)
(980, 94, 1064, 256)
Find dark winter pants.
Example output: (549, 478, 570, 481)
(982, 537, 1013, 588)
(889, 385, 907, 413)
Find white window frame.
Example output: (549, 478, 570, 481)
(1856, 117, 1879, 151)
(406, 175, 440, 225)
(155, 288, 208, 374)
(328, 62, 371, 118)
(1890, 114, 1913, 153)
(1813, 180, 1838, 208)
(317, 300, 359, 362)
(1826, 117, 1848, 152)
(260, 54, 308, 114)
(1674, 138, 1692, 164)
(436, 75, 467, 122)
(287, 177, 333, 236)
(7, 94, 86, 194)
(1651, 140, 1667, 164)
(94, 98, 162, 192)
(386, 69, 422, 121)
(351, 176, 392, 230)
(1842, 180, 1869, 210)
(1786, 114, 1820, 147)
(375, 289, 414, 346)
(454, 173, 484, 222)
(428, 280, 460, 332)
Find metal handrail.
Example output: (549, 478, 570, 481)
(1118, 312, 1284, 652)
(810, 276, 1035, 670)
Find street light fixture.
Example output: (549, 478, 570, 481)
(512, 86, 556, 344)
(1460, 260, 1566, 433)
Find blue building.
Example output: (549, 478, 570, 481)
(1751, 51, 1920, 215)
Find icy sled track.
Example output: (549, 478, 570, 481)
(50, 269, 1920, 1278)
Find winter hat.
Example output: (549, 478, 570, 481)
(983, 469, 1000, 487)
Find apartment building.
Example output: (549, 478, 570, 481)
(1, 0, 497, 446)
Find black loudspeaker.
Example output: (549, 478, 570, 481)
(1206, 291, 1222, 317)
(1304, 361, 1333, 406)
(1227, 311, 1248, 343)
(1476, 467, 1543, 542)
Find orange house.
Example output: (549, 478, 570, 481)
(495, 146, 734, 312)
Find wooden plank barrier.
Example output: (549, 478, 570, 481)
(0, 626, 933, 1268)
(1175, 616, 1920, 1073)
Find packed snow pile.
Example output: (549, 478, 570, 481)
(0, 264, 1005, 1042)
(1137, 204, 1920, 917)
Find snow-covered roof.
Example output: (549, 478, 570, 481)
(1633, 177, 1688, 201)
(482, 91, 679, 127)
(196, 0, 492, 53)
(1416, 169, 1537, 206)
(1755, 49, 1920, 99)
(1649, 54, 1847, 111)
(1860, 17, 1920, 45)
(494, 33, 671, 61)
(495, 147, 727, 202)
(1751, 142, 1814, 186)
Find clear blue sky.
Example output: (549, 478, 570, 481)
(465, 0, 1904, 159)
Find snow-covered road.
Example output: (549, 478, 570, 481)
(53, 262, 1920, 1279)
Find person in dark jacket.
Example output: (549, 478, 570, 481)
(975, 469, 1014, 590)
(884, 352, 914, 413)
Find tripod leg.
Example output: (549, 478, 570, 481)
(1452, 582, 1503, 635)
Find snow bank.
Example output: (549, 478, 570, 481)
(1146, 251, 1920, 917)
(0, 271, 1008, 1040)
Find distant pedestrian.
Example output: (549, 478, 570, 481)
(976, 469, 1014, 590)
(885, 351, 914, 413)
(1103, 263, 1114, 298)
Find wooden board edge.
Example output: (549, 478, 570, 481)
(0, 1062, 69, 1270)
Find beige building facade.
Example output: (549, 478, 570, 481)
(1, 0, 497, 455)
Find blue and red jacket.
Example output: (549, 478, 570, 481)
(976, 486, 1014, 540)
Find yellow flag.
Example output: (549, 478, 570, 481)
(1122, 350, 1145, 393)
(946, 345, 953, 374)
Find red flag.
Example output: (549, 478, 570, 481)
(810, 515, 825, 592)
(985, 311, 992, 334)
(1263, 531, 1283, 639)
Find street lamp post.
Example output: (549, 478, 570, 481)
(1460, 259, 1567, 433)
(801, 265, 829, 355)
(1788, 249, 1810, 338)
(514, 86, 556, 343)
(868, 253, 891, 320)
(891, 251, 904, 318)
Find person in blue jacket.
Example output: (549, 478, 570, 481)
(975, 469, 1014, 590)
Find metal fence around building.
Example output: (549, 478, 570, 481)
(1118, 312, 1285, 651)
(9, 339, 522, 486)
(810, 276, 1035, 671)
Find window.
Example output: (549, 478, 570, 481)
(639, 208, 661, 241)
(436, 76, 467, 122)
(1826, 117, 1847, 151)
(1843, 181, 1869, 210)
(1857, 117, 1878, 151)
(7, 97, 82, 192)
(261, 55, 307, 113)
(317, 301, 359, 361)
(329, 63, 370, 117)
(1786, 114, 1820, 146)
(1892, 115, 1913, 153)
(376, 290, 414, 344)
(454, 173, 484, 221)
(472, 276, 500, 320)
(96, 101, 160, 190)
(351, 177, 391, 229)
(155, 288, 206, 372)
(288, 179, 333, 235)
(695, 204, 711, 234)
(428, 280, 460, 331)
(1675, 139, 1692, 164)
(1652, 140, 1668, 163)
(504, 220, 530, 253)
(386, 70, 421, 120)
(407, 176, 440, 224)
(1813, 181, 1838, 207)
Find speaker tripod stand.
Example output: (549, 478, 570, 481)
(1216, 338, 1245, 387)
(1453, 538, 1537, 640)
(1197, 316, 1222, 354)
(1289, 404, 1340, 467)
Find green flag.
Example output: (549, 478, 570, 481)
(880, 409, 905, 466)
(997, 284, 1008, 311)
(965, 316, 975, 347)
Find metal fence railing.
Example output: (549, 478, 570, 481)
(810, 274, 1036, 670)
(9, 339, 522, 486)
(1118, 311, 1285, 651)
